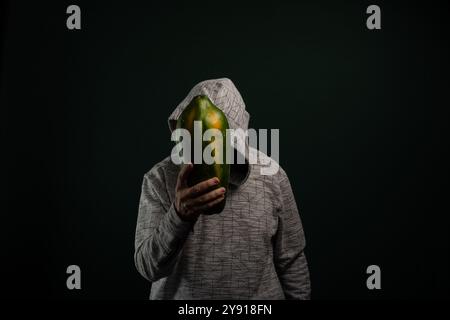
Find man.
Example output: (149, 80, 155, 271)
(134, 78, 311, 299)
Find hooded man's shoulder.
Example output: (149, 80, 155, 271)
(243, 149, 295, 211)
(248, 147, 288, 183)
(143, 157, 179, 187)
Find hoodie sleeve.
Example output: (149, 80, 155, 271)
(273, 170, 311, 300)
(134, 171, 193, 282)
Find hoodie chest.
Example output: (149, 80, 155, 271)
(187, 178, 280, 248)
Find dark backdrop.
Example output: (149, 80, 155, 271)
(1, 1, 449, 299)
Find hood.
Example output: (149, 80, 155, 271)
(168, 78, 250, 133)
(168, 78, 251, 186)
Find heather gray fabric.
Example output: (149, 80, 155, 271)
(134, 78, 311, 299)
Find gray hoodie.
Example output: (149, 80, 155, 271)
(134, 78, 311, 299)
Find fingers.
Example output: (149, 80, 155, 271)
(186, 187, 226, 208)
(176, 163, 193, 190)
(195, 194, 226, 213)
(176, 173, 225, 218)
(187, 177, 220, 198)
(184, 189, 226, 214)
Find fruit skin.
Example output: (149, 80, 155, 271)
(176, 95, 230, 214)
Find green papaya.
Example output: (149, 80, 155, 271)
(176, 95, 230, 214)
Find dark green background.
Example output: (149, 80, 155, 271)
(2, 1, 449, 299)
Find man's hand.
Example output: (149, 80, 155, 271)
(175, 164, 226, 221)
